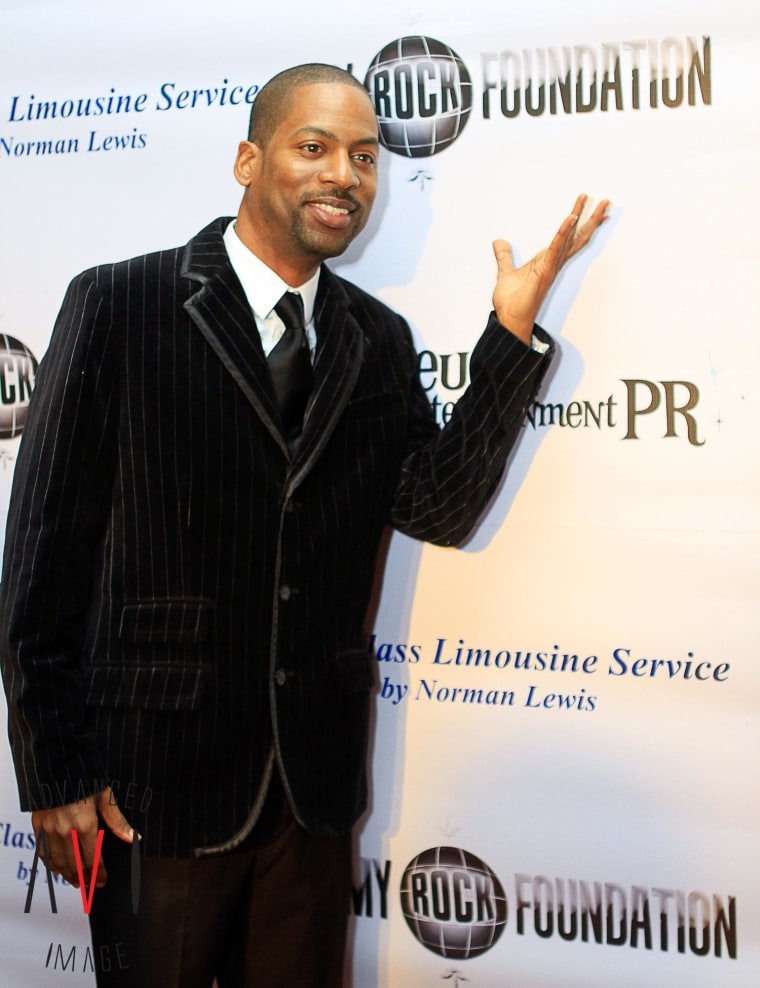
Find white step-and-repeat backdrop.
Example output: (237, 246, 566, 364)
(0, 1, 757, 985)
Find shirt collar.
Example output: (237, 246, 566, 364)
(223, 220, 320, 323)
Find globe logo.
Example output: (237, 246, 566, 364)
(364, 37, 473, 157)
(400, 846, 507, 958)
(0, 335, 38, 439)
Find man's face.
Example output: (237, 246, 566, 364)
(234, 82, 380, 282)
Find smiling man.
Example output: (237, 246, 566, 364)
(0, 63, 608, 987)
(235, 72, 379, 279)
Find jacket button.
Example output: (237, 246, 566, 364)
(274, 668, 288, 687)
(279, 585, 292, 601)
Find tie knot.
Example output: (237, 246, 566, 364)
(274, 291, 305, 331)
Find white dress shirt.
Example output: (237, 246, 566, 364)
(223, 220, 319, 359)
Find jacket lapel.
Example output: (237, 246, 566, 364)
(181, 220, 365, 475)
(290, 266, 364, 486)
(181, 218, 286, 454)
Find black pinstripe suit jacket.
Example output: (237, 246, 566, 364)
(0, 218, 553, 856)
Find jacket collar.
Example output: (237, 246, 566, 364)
(181, 218, 365, 480)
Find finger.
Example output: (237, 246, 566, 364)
(67, 822, 104, 889)
(95, 787, 135, 888)
(38, 828, 71, 879)
(578, 198, 611, 236)
(56, 809, 101, 887)
(492, 239, 516, 276)
(51, 827, 85, 887)
(569, 198, 611, 257)
(545, 212, 580, 271)
(75, 824, 109, 889)
(100, 789, 135, 843)
(570, 193, 588, 221)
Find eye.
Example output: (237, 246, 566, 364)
(300, 142, 323, 154)
(352, 152, 377, 166)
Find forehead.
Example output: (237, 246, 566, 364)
(276, 82, 379, 141)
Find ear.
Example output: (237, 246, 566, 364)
(233, 140, 260, 187)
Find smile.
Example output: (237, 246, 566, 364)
(317, 203, 350, 216)
(305, 200, 357, 230)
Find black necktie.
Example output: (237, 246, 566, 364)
(268, 292, 313, 446)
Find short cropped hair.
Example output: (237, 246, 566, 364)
(247, 63, 372, 145)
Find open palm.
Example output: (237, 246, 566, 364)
(492, 194, 610, 343)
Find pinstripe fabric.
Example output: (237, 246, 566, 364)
(0, 218, 553, 857)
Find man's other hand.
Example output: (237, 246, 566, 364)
(30, 786, 134, 888)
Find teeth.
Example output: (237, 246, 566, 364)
(316, 203, 349, 216)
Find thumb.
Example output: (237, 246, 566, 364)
(492, 238, 515, 275)
(98, 787, 136, 843)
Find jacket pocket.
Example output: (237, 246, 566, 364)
(86, 664, 208, 710)
(118, 599, 212, 644)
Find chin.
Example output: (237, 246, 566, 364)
(298, 231, 359, 263)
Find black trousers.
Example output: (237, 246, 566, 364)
(88, 779, 352, 987)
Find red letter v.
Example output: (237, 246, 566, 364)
(70, 829, 105, 914)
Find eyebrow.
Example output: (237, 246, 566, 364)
(292, 126, 379, 146)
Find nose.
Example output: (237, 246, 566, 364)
(319, 150, 359, 189)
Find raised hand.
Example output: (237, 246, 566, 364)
(491, 194, 610, 344)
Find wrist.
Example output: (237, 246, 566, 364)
(496, 314, 533, 345)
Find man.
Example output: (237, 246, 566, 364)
(0, 63, 608, 985)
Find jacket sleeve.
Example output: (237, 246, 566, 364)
(0, 270, 119, 810)
(390, 313, 554, 546)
